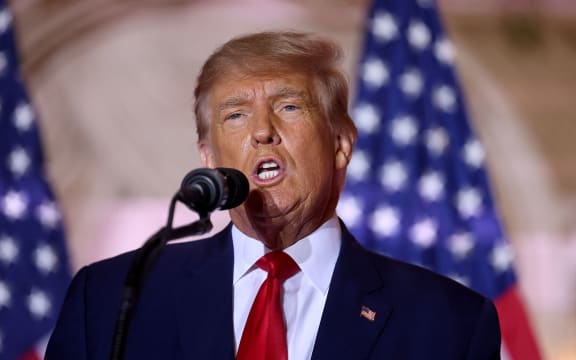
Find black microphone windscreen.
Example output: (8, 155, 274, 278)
(216, 167, 249, 210)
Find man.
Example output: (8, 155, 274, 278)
(46, 31, 501, 359)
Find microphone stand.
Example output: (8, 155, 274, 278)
(109, 194, 213, 360)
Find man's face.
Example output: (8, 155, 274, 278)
(200, 70, 350, 234)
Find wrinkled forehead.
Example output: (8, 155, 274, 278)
(208, 66, 320, 106)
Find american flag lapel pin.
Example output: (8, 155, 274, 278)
(360, 305, 376, 322)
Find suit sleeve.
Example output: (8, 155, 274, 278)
(467, 298, 502, 360)
(45, 266, 89, 360)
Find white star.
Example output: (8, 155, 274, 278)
(410, 218, 437, 248)
(34, 244, 58, 274)
(380, 160, 408, 191)
(370, 206, 400, 237)
(449, 232, 475, 259)
(8, 147, 31, 176)
(0, 281, 11, 308)
(372, 12, 398, 42)
(0, 8, 11, 34)
(0, 235, 18, 264)
(448, 274, 470, 287)
(14, 103, 35, 131)
(27, 289, 52, 319)
(408, 20, 431, 50)
(425, 127, 449, 156)
(2, 191, 27, 220)
(433, 85, 456, 112)
(463, 139, 485, 168)
(337, 195, 363, 227)
(418, 171, 444, 201)
(37, 201, 61, 229)
(347, 150, 371, 181)
(490, 243, 514, 273)
(435, 37, 455, 64)
(456, 187, 482, 218)
(399, 68, 423, 97)
(353, 103, 380, 134)
(391, 115, 418, 145)
(362, 58, 389, 89)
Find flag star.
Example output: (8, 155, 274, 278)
(0, 8, 11, 33)
(418, 171, 444, 201)
(2, 190, 27, 220)
(362, 58, 389, 89)
(425, 127, 449, 155)
(37, 201, 61, 228)
(433, 85, 456, 112)
(27, 289, 52, 319)
(347, 150, 371, 181)
(408, 21, 431, 50)
(449, 232, 474, 259)
(456, 187, 482, 218)
(410, 218, 437, 248)
(391, 115, 418, 145)
(463, 139, 485, 168)
(337, 195, 363, 227)
(370, 206, 400, 237)
(448, 274, 470, 287)
(379, 160, 408, 191)
(0, 235, 18, 264)
(490, 243, 514, 273)
(399, 68, 423, 97)
(372, 12, 398, 42)
(34, 244, 58, 274)
(435, 37, 455, 64)
(353, 103, 380, 134)
(14, 102, 35, 131)
(8, 147, 31, 176)
(0, 281, 11, 308)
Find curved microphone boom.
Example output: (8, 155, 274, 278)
(178, 167, 249, 215)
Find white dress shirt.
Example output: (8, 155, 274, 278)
(232, 217, 341, 360)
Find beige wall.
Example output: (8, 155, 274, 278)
(11, 1, 576, 358)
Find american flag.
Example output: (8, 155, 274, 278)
(0, 2, 71, 359)
(338, 0, 542, 359)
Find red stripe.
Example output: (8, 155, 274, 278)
(18, 349, 41, 360)
(495, 287, 542, 360)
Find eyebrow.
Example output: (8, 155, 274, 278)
(270, 87, 309, 101)
(218, 93, 252, 112)
(216, 86, 311, 112)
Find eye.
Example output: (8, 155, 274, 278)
(225, 112, 243, 121)
(282, 104, 299, 112)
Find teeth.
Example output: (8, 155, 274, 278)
(261, 161, 278, 169)
(258, 170, 279, 180)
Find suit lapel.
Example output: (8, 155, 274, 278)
(312, 223, 393, 360)
(175, 226, 236, 359)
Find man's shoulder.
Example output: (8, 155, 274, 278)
(359, 246, 490, 312)
(83, 224, 232, 280)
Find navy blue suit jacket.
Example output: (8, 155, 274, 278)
(46, 222, 501, 359)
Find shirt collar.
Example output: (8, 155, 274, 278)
(232, 216, 341, 295)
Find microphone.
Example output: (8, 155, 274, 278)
(178, 167, 249, 214)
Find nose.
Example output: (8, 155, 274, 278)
(251, 109, 280, 147)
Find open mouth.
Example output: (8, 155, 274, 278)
(254, 159, 282, 182)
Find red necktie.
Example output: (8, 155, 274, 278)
(236, 251, 300, 360)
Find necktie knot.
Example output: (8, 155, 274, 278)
(256, 251, 299, 282)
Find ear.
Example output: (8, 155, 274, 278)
(334, 131, 354, 170)
(199, 140, 216, 168)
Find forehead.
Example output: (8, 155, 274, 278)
(209, 70, 317, 105)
